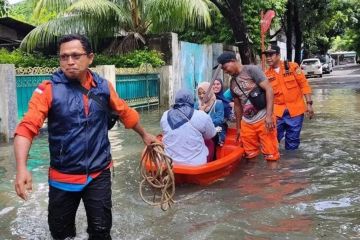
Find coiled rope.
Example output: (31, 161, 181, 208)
(139, 142, 175, 211)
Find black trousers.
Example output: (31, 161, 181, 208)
(48, 169, 112, 240)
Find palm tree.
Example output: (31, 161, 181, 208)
(21, 0, 213, 53)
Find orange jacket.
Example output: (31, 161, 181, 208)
(265, 61, 312, 118)
(15, 71, 139, 141)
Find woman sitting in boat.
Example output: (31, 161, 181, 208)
(212, 79, 234, 122)
(160, 89, 216, 166)
(196, 82, 226, 148)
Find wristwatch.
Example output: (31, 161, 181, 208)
(306, 100, 313, 105)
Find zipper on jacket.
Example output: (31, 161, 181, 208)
(84, 95, 90, 178)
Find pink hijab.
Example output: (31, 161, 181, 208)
(197, 82, 217, 112)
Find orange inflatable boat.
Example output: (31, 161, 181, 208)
(145, 128, 244, 186)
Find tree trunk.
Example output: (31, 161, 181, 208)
(285, 0, 294, 61)
(231, 17, 253, 64)
(210, 0, 254, 64)
(293, 1, 302, 64)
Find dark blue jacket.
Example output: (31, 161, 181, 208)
(48, 70, 111, 174)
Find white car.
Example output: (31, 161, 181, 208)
(300, 58, 322, 78)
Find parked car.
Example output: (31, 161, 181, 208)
(300, 58, 322, 78)
(318, 54, 333, 74)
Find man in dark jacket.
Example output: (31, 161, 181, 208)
(14, 34, 155, 240)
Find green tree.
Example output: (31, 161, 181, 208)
(284, 0, 331, 63)
(329, 0, 360, 55)
(178, 7, 234, 45)
(242, 0, 286, 55)
(8, 0, 57, 26)
(208, 0, 255, 64)
(283, 0, 360, 61)
(7, 0, 34, 23)
(179, 0, 286, 63)
(20, 0, 213, 53)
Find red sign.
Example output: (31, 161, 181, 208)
(261, 10, 276, 34)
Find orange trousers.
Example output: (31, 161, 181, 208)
(240, 117, 280, 161)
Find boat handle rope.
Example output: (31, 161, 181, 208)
(139, 142, 175, 211)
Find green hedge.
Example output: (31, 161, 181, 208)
(0, 48, 165, 68)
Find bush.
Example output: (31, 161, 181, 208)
(0, 49, 58, 67)
(0, 48, 165, 68)
(93, 50, 165, 68)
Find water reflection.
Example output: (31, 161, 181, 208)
(0, 86, 360, 239)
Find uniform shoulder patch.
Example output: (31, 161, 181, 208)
(34, 80, 51, 94)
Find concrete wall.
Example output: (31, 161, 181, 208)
(0, 64, 18, 142)
(155, 33, 239, 107)
(96, 65, 116, 88)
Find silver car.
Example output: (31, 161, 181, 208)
(301, 58, 323, 78)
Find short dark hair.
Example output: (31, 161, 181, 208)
(58, 34, 93, 54)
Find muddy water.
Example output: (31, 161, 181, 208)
(0, 86, 359, 239)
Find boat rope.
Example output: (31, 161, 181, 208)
(139, 142, 175, 211)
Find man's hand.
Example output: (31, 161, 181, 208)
(15, 168, 32, 200)
(265, 115, 275, 132)
(306, 104, 314, 119)
(141, 132, 157, 146)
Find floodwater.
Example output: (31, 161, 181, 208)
(1, 84, 360, 239)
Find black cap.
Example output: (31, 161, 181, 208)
(213, 52, 236, 69)
(262, 45, 280, 54)
(217, 52, 236, 65)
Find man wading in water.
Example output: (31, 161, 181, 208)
(13, 34, 155, 239)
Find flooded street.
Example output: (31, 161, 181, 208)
(1, 74, 360, 239)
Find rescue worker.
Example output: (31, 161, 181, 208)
(264, 45, 314, 150)
(13, 34, 156, 239)
(217, 52, 280, 161)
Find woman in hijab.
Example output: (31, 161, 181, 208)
(212, 79, 234, 121)
(196, 82, 226, 148)
(160, 89, 216, 166)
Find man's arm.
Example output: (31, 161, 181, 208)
(248, 66, 275, 131)
(233, 96, 243, 141)
(14, 136, 33, 200)
(132, 122, 157, 146)
(291, 63, 314, 119)
(304, 93, 314, 119)
(108, 82, 156, 145)
(259, 79, 275, 131)
(14, 81, 52, 200)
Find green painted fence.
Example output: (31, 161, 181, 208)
(16, 74, 51, 118)
(16, 73, 160, 118)
(115, 74, 160, 108)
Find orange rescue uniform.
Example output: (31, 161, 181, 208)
(265, 61, 312, 118)
(240, 116, 279, 161)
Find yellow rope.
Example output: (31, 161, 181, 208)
(139, 142, 175, 211)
